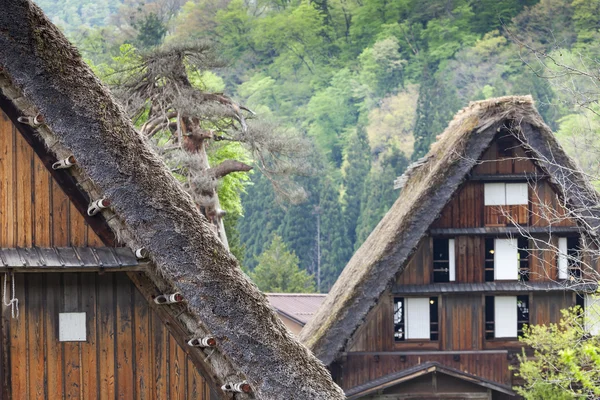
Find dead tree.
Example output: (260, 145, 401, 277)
(111, 43, 309, 247)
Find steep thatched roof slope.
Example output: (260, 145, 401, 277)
(300, 95, 600, 365)
(0, 1, 344, 398)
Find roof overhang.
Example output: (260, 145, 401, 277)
(345, 362, 516, 399)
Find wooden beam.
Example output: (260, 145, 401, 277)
(469, 173, 548, 182)
(0, 266, 145, 273)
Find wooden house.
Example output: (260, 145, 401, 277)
(0, 2, 344, 399)
(300, 96, 600, 399)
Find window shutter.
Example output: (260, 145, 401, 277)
(495, 238, 519, 280)
(495, 296, 517, 338)
(505, 183, 528, 205)
(449, 239, 456, 282)
(484, 183, 506, 206)
(585, 295, 600, 336)
(406, 298, 430, 339)
(558, 237, 568, 280)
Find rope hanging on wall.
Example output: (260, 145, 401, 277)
(3, 272, 19, 319)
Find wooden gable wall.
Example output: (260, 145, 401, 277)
(0, 111, 103, 247)
(0, 108, 217, 399)
(334, 135, 593, 394)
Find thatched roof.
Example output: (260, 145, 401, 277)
(300, 95, 600, 365)
(0, 1, 344, 398)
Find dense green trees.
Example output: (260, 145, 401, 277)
(38, 0, 600, 293)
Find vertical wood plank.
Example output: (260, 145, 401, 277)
(10, 274, 28, 398)
(1, 122, 17, 247)
(80, 273, 98, 399)
(27, 274, 46, 399)
(69, 202, 86, 247)
(169, 335, 186, 400)
(62, 273, 82, 399)
(45, 273, 64, 400)
(33, 156, 51, 247)
(116, 274, 134, 400)
(153, 308, 168, 400)
(97, 273, 116, 400)
(15, 132, 33, 247)
(52, 180, 70, 246)
(133, 284, 152, 400)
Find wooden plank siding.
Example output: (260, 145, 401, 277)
(471, 140, 537, 176)
(455, 236, 484, 283)
(443, 295, 482, 351)
(396, 238, 432, 286)
(0, 111, 102, 247)
(1, 272, 214, 400)
(431, 183, 484, 229)
(340, 352, 510, 391)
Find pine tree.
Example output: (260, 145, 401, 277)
(355, 147, 409, 248)
(249, 235, 316, 293)
(238, 173, 285, 270)
(319, 176, 353, 291)
(277, 176, 320, 273)
(341, 128, 371, 250)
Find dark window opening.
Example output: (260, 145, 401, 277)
(517, 295, 530, 336)
(430, 297, 439, 341)
(433, 238, 450, 283)
(497, 135, 515, 158)
(394, 297, 405, 341)
(576, 294, 585, 315)
(568, 237, 581, 279)
(518, 237, 530, 282)
(485, 296, 494, 340)
(485, 238, 495, 282)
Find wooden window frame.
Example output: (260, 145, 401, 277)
(393, 296, 439, 342)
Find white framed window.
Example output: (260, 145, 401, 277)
(558, 237, 568, 280)
(394, 297, 439, 341)
(484, 183, 528, 206)
(448, 239, 456, 282)
(495, 296, 517, 338)
(406, 298, 430, 339)
(494, 238, 519, 280)
(486, 296, 529, 339)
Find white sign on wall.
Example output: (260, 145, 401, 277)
(59, 312, 87, 342)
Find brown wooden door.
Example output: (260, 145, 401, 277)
(444, 295, 482, 350)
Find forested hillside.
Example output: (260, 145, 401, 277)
(39, 0, 600, 292)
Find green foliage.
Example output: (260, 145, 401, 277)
(249, 235, 316, 293)
(134, 12, 167, 48)
(44, 0, 600, 291)
(516, 307, 600, 399)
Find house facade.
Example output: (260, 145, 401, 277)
(301, 96, 600, 399)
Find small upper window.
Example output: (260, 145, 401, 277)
(433, 238, 455, 282)
(558, 237, 581, 280)
(497, 136, 515, 158)
(484, 183, 528, 206)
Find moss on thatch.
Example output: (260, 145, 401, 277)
(0, 1, 344, 398)
(300, 95, 600, 366)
